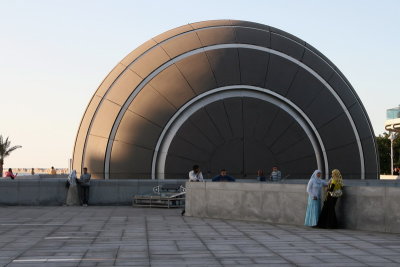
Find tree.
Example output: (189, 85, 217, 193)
(394, 133, 400, 167)
(0, 135, 22, 177)
(376, 132, 400, 174)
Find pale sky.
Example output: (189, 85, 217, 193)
(1, 0, 399, 168)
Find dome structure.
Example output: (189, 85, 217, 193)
(72, 20, 378, 180)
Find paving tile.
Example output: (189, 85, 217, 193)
(350, 255, 395, 264)
(301, 264, 365, 267)
(333, 248, 370, 256)
(280, 255, 323, 264)
(0, 206, 400, 266)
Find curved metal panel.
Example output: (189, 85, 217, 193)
(72, 20, 378, 180)
(103, 44, 363, 179)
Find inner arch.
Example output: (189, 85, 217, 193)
(152, 86, 328, 179)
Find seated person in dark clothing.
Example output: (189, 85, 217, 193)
(212, 169, 236, 182)
(256, 169, 266, 181)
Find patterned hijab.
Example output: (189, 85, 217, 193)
(331, 169, 343, 188)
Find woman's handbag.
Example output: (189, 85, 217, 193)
(329, 189, 342, 197)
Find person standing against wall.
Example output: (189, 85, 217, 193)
(188, 165, 204, 182)
(182, 165, 204, 216)
(66, 170, 80, 206)
(304, 170, 327, 227)
(78, 167, 91, 206)
(317, 169, 344, 228)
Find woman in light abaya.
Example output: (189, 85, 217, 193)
(304, 170, 327, 227)
(66, 170, 80, 206)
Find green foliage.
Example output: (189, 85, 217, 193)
(376, 132, 400, 174)
(0, 135, 22, 177)
(0, 135, 22, 164)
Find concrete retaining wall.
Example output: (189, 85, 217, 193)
(0, 179, 185, 206)
(3, 178, 400, 234)
(0, 178, 68, 205)
(185, 181, 400, 234)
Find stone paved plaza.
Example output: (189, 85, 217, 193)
(0, 207, 399, 266)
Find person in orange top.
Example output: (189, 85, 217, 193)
(5, 168, 17, 179)
(50, 166, 57, 175)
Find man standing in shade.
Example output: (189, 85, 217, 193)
(270, 166, 281, 181)
(182, 165, 204, 216)
(78, 167, 91, 206)
(212, 169, 236, 182)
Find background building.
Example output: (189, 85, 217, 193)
(385, 105, 400, 174)
(385, 106, 400, 132)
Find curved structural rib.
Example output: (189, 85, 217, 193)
(152, 86, 328, 180)
(72, 20, 378, 180)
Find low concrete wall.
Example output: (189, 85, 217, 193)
(5, 174, 69, 179)
(0, 179, 185, 206)
(0, 178, 68, 205)
(337, 185, 400, 233)
(185, 181, 400, 234)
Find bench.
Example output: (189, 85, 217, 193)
(132, 185, 186, 208)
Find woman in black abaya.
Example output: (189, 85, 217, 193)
(317, 169, 344, 229)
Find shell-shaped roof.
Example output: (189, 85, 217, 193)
(72, 20, 378, 179)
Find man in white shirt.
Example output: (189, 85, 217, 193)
(182, 165, 203, 216)
(188, 165, 204, 182)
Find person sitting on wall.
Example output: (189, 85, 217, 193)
(4, 168, 17, 179)
(212, 169, 236, 182)
(393, 167, 399, 176)
(189, 165, 204, 182)
(270, 166, 281, 181)
(50, 166, 57, 175)
(256, 169, 266, 181)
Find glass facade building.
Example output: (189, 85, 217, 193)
(387, 106, 400, 120)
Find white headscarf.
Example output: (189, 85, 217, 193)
(68, 170, 77, 186)
(310, 170, 322, 184)
(307, 170, 324, 198)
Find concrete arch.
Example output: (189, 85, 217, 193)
(72, 20, 378, 179)
(152, 86, 328, 179)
